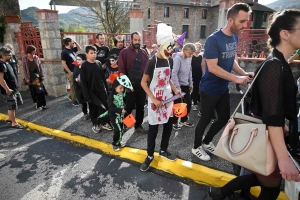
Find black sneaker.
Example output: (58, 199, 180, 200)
(159, 150, 176, 161)
(72, 101, 80, 106)
(206, 187, 226, 200)
(140, 156, 154, 172)
(172, 123, 181, 130)
(83, 114, 90, 120)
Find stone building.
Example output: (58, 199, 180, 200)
(139, 0, 274, 44)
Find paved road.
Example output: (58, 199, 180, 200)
(0, 121, 208, 200)
(0, 90, 241, 175)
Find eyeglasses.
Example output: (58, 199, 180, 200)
(4, 54, 12, 57)
(109, 60, 116, 62)
(76, 58, 82, 61)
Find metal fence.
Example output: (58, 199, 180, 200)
(14, 23, 269, 60)
(237, 29, 269, 58)
(14, 22, 43, 58)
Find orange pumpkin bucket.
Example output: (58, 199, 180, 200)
(122, 114, 136, 128)
(108, 73, 118, 83)
(173, 103, 187, 118)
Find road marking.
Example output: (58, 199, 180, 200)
(20, 97, 67, 119)
(0, 137, 47, 160)
(180, 183, 190, 200)
(58, 113, 83, 130)
(70, 152, 101, 179)
(21, 168, 68, 200)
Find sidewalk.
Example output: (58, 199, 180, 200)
(0, 90, 289, 200)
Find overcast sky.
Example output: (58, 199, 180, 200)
(19, 0, 278, 13)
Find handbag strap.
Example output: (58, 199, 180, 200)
(132, 50, 142, 70)
(230, 56, 282, 119)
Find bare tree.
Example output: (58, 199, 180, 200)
(72, 0, 135, 33)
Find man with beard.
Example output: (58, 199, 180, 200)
(94, 33, 109, 68)
(0, 47, 23, 129)
(118, 32, 148, 133)
(61, 37, 81, 106)
(192, 3, 254, 161)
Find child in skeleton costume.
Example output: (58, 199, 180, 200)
(140, 23, 182, 172)
(100, 75, 133, 152)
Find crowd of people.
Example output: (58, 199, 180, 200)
(1, 3, 300, 199)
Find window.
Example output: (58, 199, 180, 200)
(184, 8, 189, 18)
(164, 6, 169, 18)
(182, 25, 189, 39)
(200, 25, 206, 39)
(263, 12, 267, 22)
(148, 8, 150, 19)
(202, 9, 207, 19)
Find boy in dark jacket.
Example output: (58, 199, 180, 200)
(80, 45, 112, 133)
(73, 54, 89, 120)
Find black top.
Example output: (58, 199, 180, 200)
(144, 55, 173, 83)
(250, 48, 298, 148)
(8, 55, 18, 77)
(191, 54, 203, 85)
(61, 47, 78, 73)
(0, 60, 18, 94)
(94, 44, 109, 65)
(80, 60, 108, 106)
(73, 66, 84, 103)
(28, 60, 39, 82)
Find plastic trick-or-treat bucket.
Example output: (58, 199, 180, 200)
(109, 73, 118, 83)
(122, 114, 136, 128)
(173, 103, 187, 117)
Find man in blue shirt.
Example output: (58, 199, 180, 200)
(192, 3, 254, 161)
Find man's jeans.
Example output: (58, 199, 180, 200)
(194, 89, 230, 149)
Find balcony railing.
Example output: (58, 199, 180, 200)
(237, 29, 269, 58)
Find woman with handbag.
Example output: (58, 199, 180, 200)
(208, 9, 300, 200)
(22, 45, 45, 109)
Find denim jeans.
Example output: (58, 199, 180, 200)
(194, 89, 230, 149)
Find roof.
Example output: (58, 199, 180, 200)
(247, 1, 275, 12)
(152, 0, 215, 7)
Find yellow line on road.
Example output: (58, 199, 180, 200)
(0, 113, 288, 200)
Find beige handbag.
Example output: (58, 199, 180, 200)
(214, 60, 277, 176)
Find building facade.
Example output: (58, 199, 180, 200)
(140, 0, 274, 44)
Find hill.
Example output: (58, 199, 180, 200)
(266, 0, 300, 11)
(20, 7, 98, 31)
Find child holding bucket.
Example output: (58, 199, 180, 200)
(140, 23, 181, 172)
(100, 74, 133, 151)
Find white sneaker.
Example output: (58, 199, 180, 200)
(202, 142, 215, 154)
(102, 123, 113, 131)
(192, 105, 198, 111)
(192, 146, 210, 161)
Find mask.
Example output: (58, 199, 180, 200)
(159, 39, 175, 59)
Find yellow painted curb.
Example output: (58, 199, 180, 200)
(0, 113, 289, 200)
